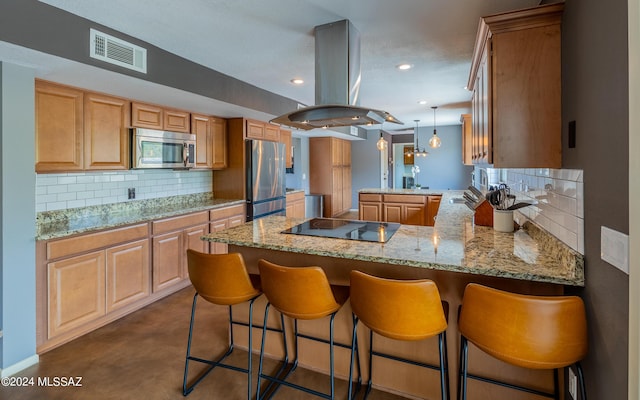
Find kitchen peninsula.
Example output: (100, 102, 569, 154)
(201, 190, 583, 399)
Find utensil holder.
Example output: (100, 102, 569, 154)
(493, 209, 514, 232)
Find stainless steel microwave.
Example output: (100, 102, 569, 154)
(131, 128, 196, 169)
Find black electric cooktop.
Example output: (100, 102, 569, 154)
(281, 218, 400, 243)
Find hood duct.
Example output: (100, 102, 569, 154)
(271, 20, 402, 130)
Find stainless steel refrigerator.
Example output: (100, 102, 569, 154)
(246, 140, 286, 221)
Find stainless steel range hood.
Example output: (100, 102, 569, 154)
(271, 20, 402, 130)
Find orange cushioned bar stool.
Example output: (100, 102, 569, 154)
(256, 259, 358, 400)
(457, 283, 588, 400)
(183, 250, 281, 400)
(348, 270, 450, 400)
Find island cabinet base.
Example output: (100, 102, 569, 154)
(229, 245, 563, 400)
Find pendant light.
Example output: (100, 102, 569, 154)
(429, 106, 442, 148)
(414, 120, 428, 157)
(376, 123, 387, 151)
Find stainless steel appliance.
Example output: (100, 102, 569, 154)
(246, 140, 286, 221)
(131, 128, 196, 169)
(281, 218, 400, 243)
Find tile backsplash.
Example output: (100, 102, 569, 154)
(483, 167, 584, 254)
(36, 170, 213, 212)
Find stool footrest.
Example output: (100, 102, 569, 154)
(461, 372, 557, 399)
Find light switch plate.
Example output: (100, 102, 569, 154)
(601, 226, 629, 274)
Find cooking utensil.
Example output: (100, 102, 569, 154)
(507, 201, 537, 211)
(468, 186, 484, 199)
(463, 192, 478, 204)
(464, 201, 476, 211)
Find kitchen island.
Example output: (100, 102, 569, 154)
(201, 190, 583, 399)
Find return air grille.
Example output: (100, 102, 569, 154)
(90, 28, 147, 73)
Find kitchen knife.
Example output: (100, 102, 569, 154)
(464, 201, 476, 211)
(468, 186, 484, 199)
(463, 192, 478, 204)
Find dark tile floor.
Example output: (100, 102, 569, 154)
(2, 287, 405, 400)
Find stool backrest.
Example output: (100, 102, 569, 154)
(459, 283, 588, 369)
(258, 259, 341, 320)
(187, 250, 260, 305)
(349, 270, 447, 341)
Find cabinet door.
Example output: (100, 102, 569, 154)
(184, 224, 209, 278)
(331, 167, 343, 216)
(246, 120, 264, 139)
(461, 114, 473, 165)
(405, 204, 426, 226)
(164, 108, 190, 133)
(84, 92, 130, 170)
(106, 239, 150, 312)
(211, 117, 228, 169)
(331, 138, 343, 166)
(426, 196, 442, 227)
(48, 251, 105, 338)
(342, 140, 351, 166)
(342, 166, 352, 212)
(152, 231, 184, 292)
(383, 204, 402, 223)
(209, 219, 229, 254)
(35, 81, 84, 172)
(280, 129, 293, 168)
(293, 200, 305, 219)
(131, 102, 163, 129)
(480, 46, 492, 164)
(360, 202, 382, 221)
(264, 124, 280, 141)
(192, 113, 212, 169)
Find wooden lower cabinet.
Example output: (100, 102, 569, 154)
(38, 205, 245, 352)
(209, 204, 245, 254)
(152, 231, 185, 292)
(358, 193, 442, 226)
(286, 191, 305, 219)
(106, 239, 150, 313)
(47, 251, 106, 339)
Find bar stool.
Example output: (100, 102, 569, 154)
(255, 259, 357, 400)
(348, 270, 450, 400)
(457, 283, 588, 400)
(183, 250, 265, 399)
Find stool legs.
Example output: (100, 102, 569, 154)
(350, 316, 448, 400)
(458, 336, 587, 400)
(183, 293, 258, 399)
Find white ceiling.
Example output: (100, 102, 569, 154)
(11, 0, 540, 133)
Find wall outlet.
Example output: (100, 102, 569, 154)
(128, 188, 135, 200)
(568, 367, 578, 399)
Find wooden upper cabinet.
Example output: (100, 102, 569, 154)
(191, 113, 212, 169)
(131, 102, 190, 132)
(460, 114, 472, 165)
(246, 119, 265, 139)
(264, 124, 280, 141)
(35, 80, 84, 172)
(467, 3, 563, 168)
(131, 102, 163, 129)
(164, 108, 190, 133)
(211, 117, 228, 169)
(280, 129, 292, 168)
(84, 92, 130, 170)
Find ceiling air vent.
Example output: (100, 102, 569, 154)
(90, 28, 147, 73)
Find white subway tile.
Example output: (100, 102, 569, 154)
(67, 199, 86, 208)
(57, 176, 77, 184)
(46, 201, 67, 211)
(68, 183, 87, 192)
(37, 176, 58, 185)
(57, 192, 77, 202)
(76, 175, 95, 183)
(77, 191, 95, 200)
(47, 185, 68, 194)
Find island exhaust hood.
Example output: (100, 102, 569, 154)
(271, 20, 403, 130)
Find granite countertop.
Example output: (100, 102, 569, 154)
(202, 190, 584, 286)
(37, 193, 244, 240)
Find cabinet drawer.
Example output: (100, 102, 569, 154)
(286, 191, 305, 202)
(47, 223, 148, 260)
(210, 204, 245, 220)
(152, 211, 209, 234)
(359, 193, 382, 202)
(383, 194, 426, 204)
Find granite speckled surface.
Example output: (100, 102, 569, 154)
(36, 193, 244, 240)
(202, 190, 584, 286)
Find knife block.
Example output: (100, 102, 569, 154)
(474, 200, 494, 227)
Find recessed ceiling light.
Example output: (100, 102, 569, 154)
(396, 63, 412, 71)
(290, 78, 304, 85)
(418, 100, 427, 105)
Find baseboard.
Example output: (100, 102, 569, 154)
(1, 354, 39, 377)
